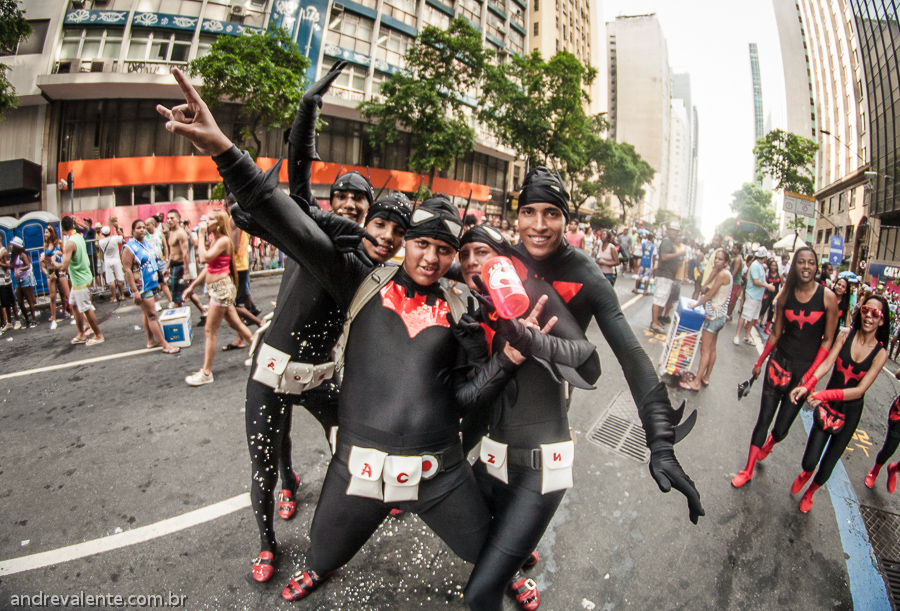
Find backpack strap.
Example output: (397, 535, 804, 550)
(332, 265, 399, 374)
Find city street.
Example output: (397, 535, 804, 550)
(1, 273, 899, 610)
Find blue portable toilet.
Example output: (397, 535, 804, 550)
(0, 217, 16, 252)
(16, 211, 61, 295)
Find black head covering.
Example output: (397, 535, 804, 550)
(331, 171, 374, 205)
(459, 224, 508, 252)
(405, 194, 462, 250)
(518, 166, 570, 221)
(365, 192, 412, 230)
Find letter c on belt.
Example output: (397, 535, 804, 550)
(397, 473, 409, 483)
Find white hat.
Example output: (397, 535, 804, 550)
(199, 215, 208, 222)
(101, 226, 110, 235)
(10, 236, 24, 248)
(755, 246, 768, 258)
(94, 222, 102, 229)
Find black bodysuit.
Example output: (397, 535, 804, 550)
(753, 284, 829, 448)
(802, 329, 881, 486)
(875, 396, 900, 466)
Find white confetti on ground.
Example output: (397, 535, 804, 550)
(582, 598, 596, 610)
(21, 540, 29, 547)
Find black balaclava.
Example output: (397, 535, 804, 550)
(405, 194, 462, 250)
(518, 166, 570, 221)
(331, 171, 374, 206)
(459, 224, 508, 252)
(365, 193, 412, 230)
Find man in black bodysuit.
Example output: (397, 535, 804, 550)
(508, 167, 704, 525)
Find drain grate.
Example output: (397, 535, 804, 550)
(586, 392, 650, 464)
(860, 505, 900, 609)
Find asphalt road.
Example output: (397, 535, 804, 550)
(1, 273, 899, 610)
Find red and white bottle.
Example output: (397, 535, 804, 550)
(481, 256, 529, 319)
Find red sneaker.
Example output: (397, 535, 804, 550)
(251, 551, 275, 583)
(865, 465, 881, 489)
(731, 469, 752, 488)
(282, 570, 331, 601)
(511, 577, 540, 610)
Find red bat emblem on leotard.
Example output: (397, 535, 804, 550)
(767, 359, 791, 389)
(380, 280, 450, 339)
(890, 397, 900, 421)
(552, 281, 583, 303)
(836, 357, 866, 386)
(784, 309, 824, 329)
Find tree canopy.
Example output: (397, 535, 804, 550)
(188, 27, 309, 158)
(0, 0, 32, 119)
(753, 128, 818, 195)
(716, 182, 777, 243)
(358, 17, 489, 183)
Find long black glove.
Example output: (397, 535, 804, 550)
(306, 207, 377, 254)
(287, 59, 348, 199)
(453, 297, 490, 366)
(639, 382, 704, 524)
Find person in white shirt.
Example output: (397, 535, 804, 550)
(98, 226, 126, 303)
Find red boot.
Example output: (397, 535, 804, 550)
(799, 483, 820, 513)
(866, 464, 883, 489)
(758, 435, 776, 461)
(511, 577, 539, 610)
(732, 446, 761, 488)
(282, 570, 332, 601)
(791, 471, 813, 494)
(888, 463, 899, 494)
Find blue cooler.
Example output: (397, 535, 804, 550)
(676, 297, 705, 332)
(159, 307, 193, 348)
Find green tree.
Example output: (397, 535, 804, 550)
(479, 50, 596, 169)
(0, 0, 32, 119)
(359, 18, 489, 185)
(188, 27, 309, 158)
(588, 205, 619, 230)
(753, 128, 819, 195)
(600, 141, 655, 222)
(716, 182, 776, 243)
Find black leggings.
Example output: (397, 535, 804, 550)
(801, 400, 863, 486)
(875, 419, 900, 465)
(245, 376, 338, 553)
(307, 457, 491, 574)
(750, 355, 810, 448)
(464, 462, 565, 611)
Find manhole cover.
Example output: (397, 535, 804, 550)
(586, 392, 650, 464)
(860, 505, 900, 609)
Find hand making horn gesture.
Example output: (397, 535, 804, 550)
(156, 68, 233, 156)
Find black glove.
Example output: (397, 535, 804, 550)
(307, 207, 377, 253)
(639, 382, 704, 524)
(453, 297, 490, 365)
(288, 60, 348, 196)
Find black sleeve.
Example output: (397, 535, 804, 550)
(454, 349, 518, 416)
(214, 146, 364, 307)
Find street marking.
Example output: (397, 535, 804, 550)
(0, 347, 163, 381)
(799, 412, 891, 609)
(0, 494, 250, 576)
(620, 294, 642, 311)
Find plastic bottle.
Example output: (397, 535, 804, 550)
(481, 256, 530, 319)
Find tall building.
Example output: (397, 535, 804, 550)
(0, 0, 553, 220)
(667, 98, 688, 217)
(672, 71, 698, 219)
(749, 43, 764, 145)
(794, 0, 873, 274)
(848, 0, 899, 286)
(606, 14, 671, 224)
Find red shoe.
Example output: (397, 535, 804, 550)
(523, 551, 540, 568)
(731, 469, 752, 488)
(511, 577, 539, 610)
(251, 551, 275, 583)
(758, 435, 776, 461)
(278, 473, 300, 520)
(799, 491, 814, 513)
(888, 463, 899, 494)
(282, 570, 331, 601)
(865, 465, 882, 489)
(791, 471, 813, 495)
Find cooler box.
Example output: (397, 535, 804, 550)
(159, 307, 193, 348)
(676, 297, 706, 332)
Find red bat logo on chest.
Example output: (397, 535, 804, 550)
(552, 281, 583, 303)
(784, 309, 824, 329)
(380, 280, 450, 339)
(767, 359, 791, 389)
(890, 397, 900, 421)
(836, 357, 866, 385)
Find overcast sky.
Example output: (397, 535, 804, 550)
(599, 0, 786, 237)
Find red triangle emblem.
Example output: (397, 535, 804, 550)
(552, 281, 583, 303)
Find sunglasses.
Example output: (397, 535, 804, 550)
(860, 304, 884, 320)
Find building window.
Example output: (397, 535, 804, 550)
(376, 26, 413, 67)
(422, 3, 451, 29)
(533, 22, 538, 36)
(17, 19, 50, 55)
(825, 228, 832, 243)
(383, 0, 418, 27)
(321, 58, 367, 102)
(126, 28, 192, 63)
(817, 229, 824, 244)
(326, 11, 375, 55)
(196, 34, 218, 59)
(57, 27, 124, 71)
(371, 70, 390, 98)
(507, 28, 524, 55)
(457, 0, 481, 24)
(533, 0, 538, 10)
(485, 10, 505, 39)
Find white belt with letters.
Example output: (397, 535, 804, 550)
(345, 446, 446, 503)
(252, 342, 335, 395)
(479, 435, 575, 494)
